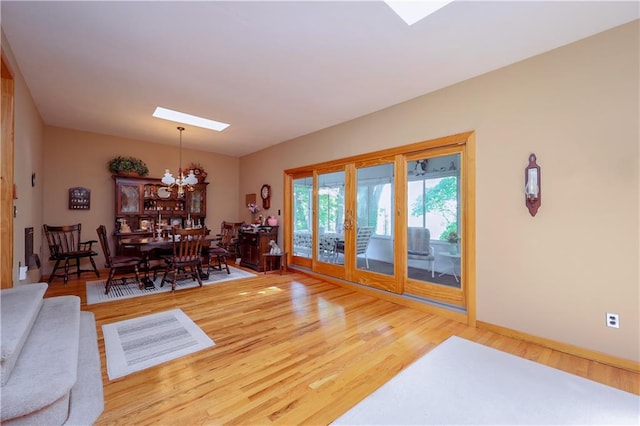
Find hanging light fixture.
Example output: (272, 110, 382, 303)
(161, 126, 198, 196)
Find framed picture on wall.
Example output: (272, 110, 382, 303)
(69, 187, 90, 210)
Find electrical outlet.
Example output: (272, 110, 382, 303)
(606, 312, 619, 328)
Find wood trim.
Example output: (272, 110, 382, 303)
(477, 320, 640, 373)
(402, 142, 469, 308)
(1, 56, 15, 288)
(291, 265, 469, 324)
(405, 279, 464, 306)
(463, 132, 477, 326)
(284, 131, 474, 175)
(286, 131, 477, 321)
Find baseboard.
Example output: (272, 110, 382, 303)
(477, 320, 640, 373)
(290, 266, 468, 324)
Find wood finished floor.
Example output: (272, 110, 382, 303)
(43, 269, 639, 425)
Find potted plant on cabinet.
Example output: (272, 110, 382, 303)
(108, 156, 149, 177)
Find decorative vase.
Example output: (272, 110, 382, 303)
(267, 216, 278, 226)
(117, 170, 140, 177)
(449, 243, 458, 255)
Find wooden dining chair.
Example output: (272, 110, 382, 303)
(160, 227, 207, 292)
(96, 225, 143, 294)
(43, 223, 100, 284)
(206, 238, 231, 276)
(216, 221, 244, 260)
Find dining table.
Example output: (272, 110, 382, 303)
(120, 234, 219, 288)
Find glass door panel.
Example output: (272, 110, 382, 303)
(355, 163, 394, 274)
(316, 171, 345, 268)
(292, 176, 313, 260)
(348, 161, 399, 293)
(405, 149, 465, 307)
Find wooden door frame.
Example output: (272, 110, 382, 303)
(1, 55, 15, 288)
(284, 131, 476, 325)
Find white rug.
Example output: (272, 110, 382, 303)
(102, 308, 214, 380)
(333, 336, 640, 425)
(86, 266, 255, 305)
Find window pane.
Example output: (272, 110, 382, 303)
(293, 177, 313, 258)
(317, 171, 345, 262)
(407, 153, 461, 288)
(356, 163, 394, 274)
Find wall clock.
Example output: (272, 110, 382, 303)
(261, 184, 271, 210)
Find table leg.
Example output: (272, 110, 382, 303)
(438, 256, 459, 282)
(140, 249, 156, 289)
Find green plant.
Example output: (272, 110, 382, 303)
(445, 231, 459, 243)
(108, 156, 149, 176)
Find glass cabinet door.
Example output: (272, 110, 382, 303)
(118, 183, 141, 214)
(187, 185, 206, 216)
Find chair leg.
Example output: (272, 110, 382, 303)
(365, 254, 369, 269)
(171, 267, 178, 292)
(74, 256, 82, 277)
(160, 268, 170, 288)
(89, 255, 100, 278)
(193, 264, 203, 287)
(48, 259, 62, 284)
(63, 258, 72, 285)
(104, 268, 116, 294)
(205, 253, 212, 277)
(221, 255, 230, 274)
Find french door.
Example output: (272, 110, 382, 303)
(403, 147, 467, 307)
(285, 132, 474, 312)
(348, 158, 398, 292)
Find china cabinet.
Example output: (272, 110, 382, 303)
(113, 175, 208, 253)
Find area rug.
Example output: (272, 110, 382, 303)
(86, 266, 256, 305)
(102, 308, 214, 380)
(332, 336, 640, 425)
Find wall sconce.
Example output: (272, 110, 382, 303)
(525, 153, 541, 216)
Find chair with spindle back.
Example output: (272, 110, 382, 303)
(160, 227, 207, 292)
(96, 225, 143, 294)
(43, 223, 100, 284)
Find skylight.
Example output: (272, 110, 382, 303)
(383, 0, 454, 26)
(152, 107, 230, 132)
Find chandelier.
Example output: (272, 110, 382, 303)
(161, 126, 197, 196)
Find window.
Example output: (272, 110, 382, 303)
(293, 177, 312, 232)
(317, 171, 345, 234)
(357, 163, 394, 237)
(408, 154, 459, 240)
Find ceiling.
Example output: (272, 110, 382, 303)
(2, 1, 638, 157)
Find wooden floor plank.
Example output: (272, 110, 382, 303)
(39, 269, 639, 425)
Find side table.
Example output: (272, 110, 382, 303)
(439, 252, 461, 282)
(262, 252, 288, 274)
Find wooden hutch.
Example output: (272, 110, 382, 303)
(239, 226, 278, 272)
(113, 175, 208, 253)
